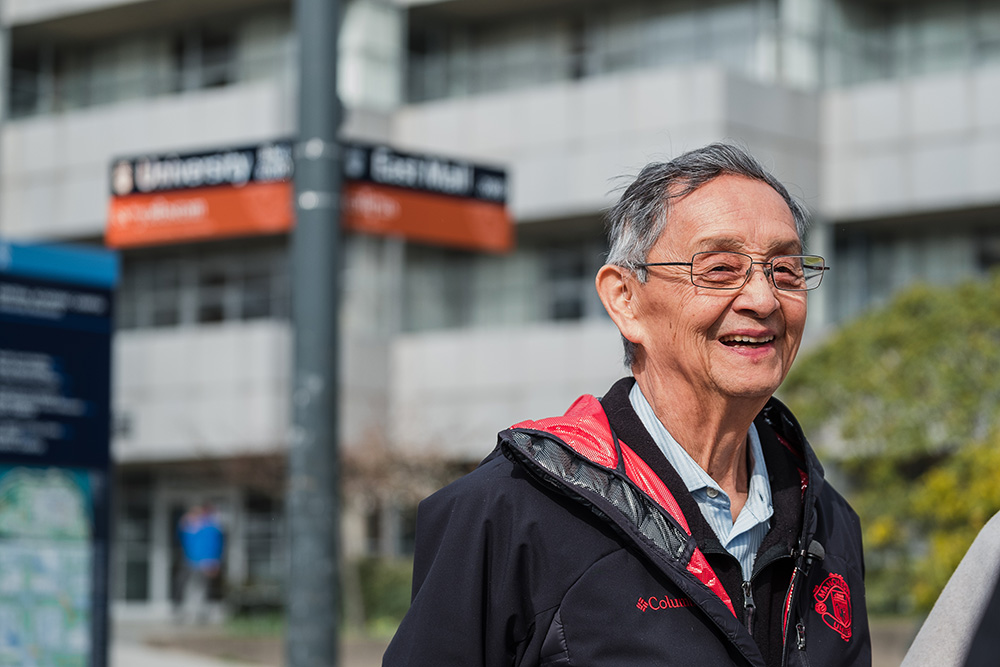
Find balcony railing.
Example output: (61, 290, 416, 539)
(7, 41, 295, 120)
(7, 19, 1000, 117)
(406, 23, 1000, 104)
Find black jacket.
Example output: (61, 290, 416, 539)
(384, 378, 870, 667)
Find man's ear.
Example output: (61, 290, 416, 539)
(596, 264, 643, 346)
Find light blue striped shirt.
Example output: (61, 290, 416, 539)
(629, 382, 773, 581)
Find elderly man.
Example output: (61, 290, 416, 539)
(383, 144, 870, 667)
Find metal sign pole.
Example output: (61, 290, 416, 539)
(0, 24, 9, 233)
(286, 0, 343, 664)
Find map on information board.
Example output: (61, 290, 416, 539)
(0, 465, 93, 666)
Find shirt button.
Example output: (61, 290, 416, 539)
(706, 487, 719, 498)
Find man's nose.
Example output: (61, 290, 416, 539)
(735, 263, 780, 315)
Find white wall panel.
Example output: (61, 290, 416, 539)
(972, 68, 1000, 131)
(629, 69, 694, 133)
(2, 0, 136, 24)
(389, 321, 628, 460)
(910, 76, 970, 137)
(847, 84, 905, 146)
(112, 320, 292, 462)
(849, 150, 908, 214)
(821, 65, 1000, 219)
(970, 134, 1000, 201)
(910, 141, 972, 209)
(113, 317, 395, 462)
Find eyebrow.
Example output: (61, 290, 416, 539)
(695, 237, 802, 254)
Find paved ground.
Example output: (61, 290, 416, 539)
(872, 617, 921, 667)
(112, 620, 390, 667)
(113, 617, 914, 667)
(112, 642, 263, 667)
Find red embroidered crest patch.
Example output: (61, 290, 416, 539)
(813, 573, 852, 641)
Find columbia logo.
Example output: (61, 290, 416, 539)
(637, 595, 694, 611)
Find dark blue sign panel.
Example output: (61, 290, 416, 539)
(0, 240, 117, 667)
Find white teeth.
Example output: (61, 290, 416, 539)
(721, 335, 774, 344)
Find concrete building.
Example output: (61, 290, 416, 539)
(2, 0, 999, 619)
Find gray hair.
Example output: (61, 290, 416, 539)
(604, 142, 810, 368)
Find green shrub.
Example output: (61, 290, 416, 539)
(781, 272, 1000, 614)
(356, 556, 413, 629)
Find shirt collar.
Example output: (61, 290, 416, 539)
(628, 381, 772, 509)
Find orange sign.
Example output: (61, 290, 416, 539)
(106, 181, 294, 248)
(342, 182, 512, 253)
(106, 141, 512, 252)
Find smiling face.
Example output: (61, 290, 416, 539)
(627, 174, 808, 403)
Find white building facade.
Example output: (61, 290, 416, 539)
(2, 0, 999, 618)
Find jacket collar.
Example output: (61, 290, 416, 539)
(601, 377, 821, 559)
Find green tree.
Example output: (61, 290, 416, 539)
(780, 272, 1000, 614)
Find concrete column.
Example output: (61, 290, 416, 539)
(149, 483, 173, 609)
(803, 216, 835, 345)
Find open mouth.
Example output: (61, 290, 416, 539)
(719, 334, 775, 348)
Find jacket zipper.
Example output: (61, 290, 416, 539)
(738, 547, 793, 637)
(781, 541, 825, 663)
(699, 546, 790, 638)
(742, 580, 756, 635)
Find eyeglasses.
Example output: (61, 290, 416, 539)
(636, 251, 829, 291)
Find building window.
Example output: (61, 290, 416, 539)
(8, 50, 43, 117)
(174, 27, 238, 92)
(244, 493, 285, 590)
(823, 0, 1000, 86)
(195, 262, 229, 324)
(150, 262, 184, 328)
(402, 246, 474, 332)
(407, 0, 1000, 102)
(6, 10, 292, 119)
(978, 234, 1000, 271)
(364, 505, 382, 555)
(401, 235, 606, 332)
(116, 241, 289, 331)
(547, 244, 604, 321)
(831, 225, 983, 323)
(399, 505, 418, 556)
(363, 500, 419, 557)
(113, 477, 152, 602)
(408, 0, 772, 102)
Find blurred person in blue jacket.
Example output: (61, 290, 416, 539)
(178, 503, 224, 623)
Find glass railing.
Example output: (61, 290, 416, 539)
(407, 23, 777, 103)
(7, 23, 999, 117)
(406, 24, 1000, 104)
(7, 42, 295, 120)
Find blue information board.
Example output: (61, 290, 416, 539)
(0, 240, 118, 667)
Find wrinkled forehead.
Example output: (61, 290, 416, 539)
(689, 235, 803, 256)
(657, 176, 802, 253)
